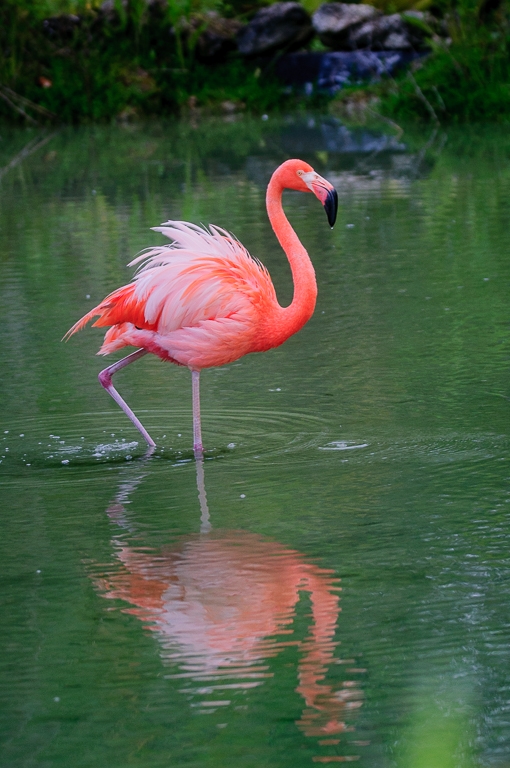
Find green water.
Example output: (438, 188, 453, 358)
(0, 117, 509, 768)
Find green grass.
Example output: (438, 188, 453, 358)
(0, 0, 288, 123)
(1, 0, 510, 124)
(380, 0, 510, 123)
(382, 48, 510, 123)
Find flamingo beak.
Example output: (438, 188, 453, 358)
(302, 172, 338, 228)
(324, 187, 338, 228)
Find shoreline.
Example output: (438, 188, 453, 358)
(1, 0, 509, 126)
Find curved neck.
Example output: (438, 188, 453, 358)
(265, 174, 317, 345)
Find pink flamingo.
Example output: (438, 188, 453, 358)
(65, 159, 338, 455)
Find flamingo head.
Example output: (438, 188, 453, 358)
(277, 159, 338, 228)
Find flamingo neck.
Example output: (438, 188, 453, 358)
(265, 174, 317, 346)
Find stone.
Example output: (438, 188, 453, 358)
(401, 10, 447, 40)
(221, 100, 245, 114)
(312, 3, 380, 49)
(384, 31, 412, 49)
(317, 49, 417, 89)
(175, 13, 242, 61)
(99, 0, 126, 20)
(42, 14, 81, 38)
(195, 13, 244, 61)
(275, 49, 422, 93)
(349, 11, 438, 51)
(120, 67, 156, 93)
(237, 2, 313, 57)
(401, 9, 439, 30)
(349, 12, 431, 50)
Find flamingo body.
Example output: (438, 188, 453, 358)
(65, 159, 338, 452)
(69, 223, 284, 370)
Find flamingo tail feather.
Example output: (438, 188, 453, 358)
(62, 307, 104, 341)
(63, 284, 150, 342)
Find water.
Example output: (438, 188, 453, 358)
(0, 116, 509, 767)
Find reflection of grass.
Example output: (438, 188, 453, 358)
(399, 709, 473, 768)
(396, 684, 476, 768)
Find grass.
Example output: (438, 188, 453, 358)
(0, 0, 287, 124)
(379, 0, 510, 123)
(1, 0, 510, 124)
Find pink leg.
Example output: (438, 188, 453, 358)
(191, 369, 203, 459)
(98, 349, 156, 448)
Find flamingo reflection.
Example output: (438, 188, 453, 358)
(93, 457, 363, 751)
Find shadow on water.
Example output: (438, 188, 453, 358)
(91, 454, 364, 762)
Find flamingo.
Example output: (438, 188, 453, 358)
(65, 159, 338, 456)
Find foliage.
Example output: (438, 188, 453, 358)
(0, 0, 285, 123)
(369, 0, 432, 13)
(2, 0, 510, 124)
(380, 0, 510, 122)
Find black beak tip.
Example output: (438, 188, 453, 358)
(325, 188, 338, 228)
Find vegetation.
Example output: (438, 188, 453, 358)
(0, 0, 286, 123)
(380, 0, 510, 123)
(329, 0, 510, 124)
(1, 0, 509, 124)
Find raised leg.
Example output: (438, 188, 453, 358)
(98, 349, 156, 448)
(191, 369, 203, 459)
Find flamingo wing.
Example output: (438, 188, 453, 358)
(65, 221, 278, 368)
(134, 222, 276, 332)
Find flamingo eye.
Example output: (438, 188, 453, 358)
(297, 170, 304, 177)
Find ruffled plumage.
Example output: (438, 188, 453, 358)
(65, 220, 279, 369)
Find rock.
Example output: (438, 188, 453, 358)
(120, 66, 156, 94)
(312, 3, 380, 49)
(311, 4, 435, 51)
(221, 100, 245, 114)
(349, 13, 430, 50)
(99, 0, 126, 20)
(276, 49, 422, 93)
(401, 10, 447, 39)
(176, 12, 243, 61)
(117, 106, 139, 123)
(318, 49, 418, 89)
(383, 31, 411, 49)
(275, 52, 324, 88)
(237, 2, 313, 57)
(348, 14, 400, 48)
(42, 14, 81, 38)
(401, 10, 439, 30)
(195, 12, 244, 61)
(100, 0, 123, 11)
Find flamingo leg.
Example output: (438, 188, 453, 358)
(191, 369, 203, 459)
(98, 349, 156, 448)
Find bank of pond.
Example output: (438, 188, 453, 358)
(1, 0, 509, 125)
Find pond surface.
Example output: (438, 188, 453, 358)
(0, 116, 509, 768)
